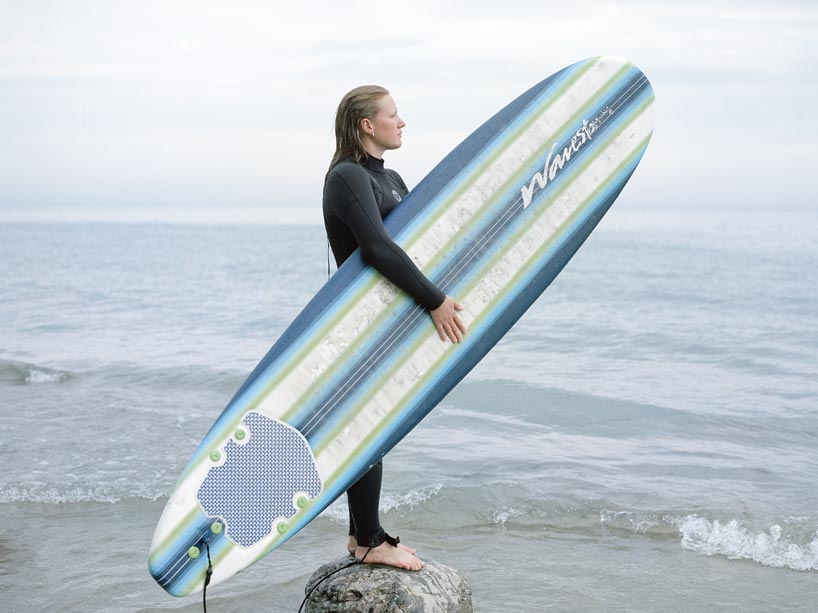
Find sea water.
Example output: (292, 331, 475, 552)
(1, 209, 817, 612)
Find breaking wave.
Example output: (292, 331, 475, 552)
(0, 359, 72, 385)
(320, 484, 444, 523)
(679, 516, 818, 572)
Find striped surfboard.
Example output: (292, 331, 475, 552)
(149, 55, 655, 596)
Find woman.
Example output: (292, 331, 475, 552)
(323, 85, 466, 571)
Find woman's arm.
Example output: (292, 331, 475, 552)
(327, 165, 445, 310)
(326, 165, 466, 342)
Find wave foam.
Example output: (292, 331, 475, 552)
(0, 359, 72, 385)
(0, 483, 165, 504)
(600, 509, 679, 536)
(320, 484, 443, 523)
(678, 516, 818, 571)
(493, 507, 527, 525)
(25, 367, 70, 384)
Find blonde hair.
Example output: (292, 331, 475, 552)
(327, 85, 389, 174)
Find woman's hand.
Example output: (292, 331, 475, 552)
(430, 296, 467, 343)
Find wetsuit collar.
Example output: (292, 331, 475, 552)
(363, 155, 387, 174)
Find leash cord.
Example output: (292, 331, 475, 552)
(297, 548, 371, 613)
(202, 541, 213, 613)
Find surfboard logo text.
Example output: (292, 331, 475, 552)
(521, 107, 612, 209)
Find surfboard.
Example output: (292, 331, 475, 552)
(149, 55, 655, 596)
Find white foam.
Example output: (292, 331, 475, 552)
(25, 367, 69, 384)
(0, 483, 165, 504)
(678, 515, 818, 571)
(600, 509, 668, 534)
(493, 507, 526, 526)
(381, 484, 443, 512)
(0, 359, 71, 384)
(320, 484, 443, 523)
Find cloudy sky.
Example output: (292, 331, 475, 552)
(1, 0, 816, 220)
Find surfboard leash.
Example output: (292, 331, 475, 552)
(297, 547, 372, 613)
(202, 540, 214, 613)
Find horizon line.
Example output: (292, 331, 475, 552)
(0, 205, 814, 226)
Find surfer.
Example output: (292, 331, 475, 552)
(323, 85, 466, 571)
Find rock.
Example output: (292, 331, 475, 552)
(303, 555, 473, 613)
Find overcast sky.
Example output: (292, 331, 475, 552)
(1, 0, 816, 219)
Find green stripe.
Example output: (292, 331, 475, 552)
(458, 95, 654, 301)
(472, 132, 654, 331)
(403, 58, 599, 260)
(281, 292, 418, 423)
(420, 61, 632, 275)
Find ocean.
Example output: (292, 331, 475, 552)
(1, 209, 817, 612)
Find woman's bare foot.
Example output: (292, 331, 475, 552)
(355, 542, 424, 571)
(347, 535, 416, 556)
(399, 542, 417, 555)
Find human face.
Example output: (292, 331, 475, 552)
(364, 95, 405, 156)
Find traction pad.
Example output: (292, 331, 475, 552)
(197, 412, 323, 547)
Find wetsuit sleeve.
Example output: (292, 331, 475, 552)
(327, 167, 445, 310)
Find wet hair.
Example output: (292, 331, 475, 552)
(327, 85, 389, 175)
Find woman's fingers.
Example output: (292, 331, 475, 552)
(453, 313, 466, 336)
(440, 322, 460, 343)
(431, 296, 466, 343)
(451, 300, 466, 341)
(450, 320, 463, 343)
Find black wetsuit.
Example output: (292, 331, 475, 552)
(324, 156, 445, 309)
(323, 155, 445, 547)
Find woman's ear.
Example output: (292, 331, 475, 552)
(359, 118, 373, 136)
